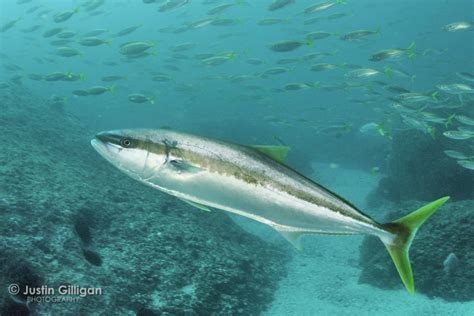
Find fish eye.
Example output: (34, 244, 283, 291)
(121, 138, 132, 148)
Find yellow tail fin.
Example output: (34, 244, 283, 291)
(381, 196, 450, 294)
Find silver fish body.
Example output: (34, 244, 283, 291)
(91, 129, 390, 243)
(91, 128, 450, 294)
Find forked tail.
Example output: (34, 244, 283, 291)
(380, 196, 450, 294)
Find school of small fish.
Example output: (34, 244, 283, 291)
(1, 0, 473, 171)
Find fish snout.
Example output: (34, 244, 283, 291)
(90, 131, 123, 157)
(94, 131, 123, 145)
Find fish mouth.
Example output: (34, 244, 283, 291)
(90, 138, 107, 156)
(91, 133, 140, 178)
(91, 138, 111, 163)
(90, 134, 122, 160)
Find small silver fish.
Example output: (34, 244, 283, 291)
(455, 115, 474, 126)
(443, 130, 474, 140)
(443, 150, 470, 160)
(457, 160, 474, 170)
(443, 21, 473, 32)
(456, 72, 474, 82)
(436, 83, 474, 95)
(345, 68, 380, 79)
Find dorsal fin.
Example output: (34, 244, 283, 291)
(251, 145, 290, 164)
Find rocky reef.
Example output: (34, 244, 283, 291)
(361, 126, 474, 301)
(0, 86, 290, 315)
(370, 130, 474, 203)
(358, 199, 474, 302)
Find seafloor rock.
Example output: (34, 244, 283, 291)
(358, 199, 474, 302)
(371, 130, 474, 202)
(0, 86, 290, 315)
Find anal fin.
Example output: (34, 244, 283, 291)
(275, 228, 304, 251)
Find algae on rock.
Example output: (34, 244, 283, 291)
(0, 86, 290, 315)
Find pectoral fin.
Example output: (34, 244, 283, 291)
(251, 145, 290, 164)
(169, 159, 204, 174)
(179, 198, 211, 212)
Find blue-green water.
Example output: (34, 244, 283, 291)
(1, 0, 473, 315)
